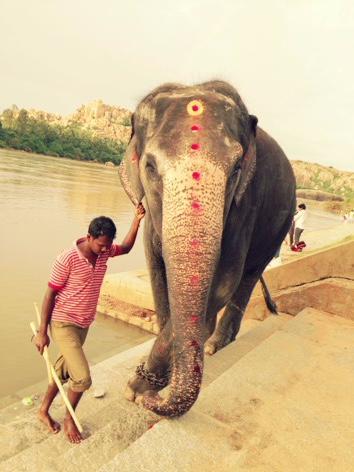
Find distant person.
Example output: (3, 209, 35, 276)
(292, 203, 307, 251)
(34, 205, 145, 444)
(288, 218, 295, 247)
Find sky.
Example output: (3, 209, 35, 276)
(1, 0, 354, 171)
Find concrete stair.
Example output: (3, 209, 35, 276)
(0, 316, 289, 471)
(2, 309, 354, 471)
(0, 339, 157, 471)
(274, 277, 354, 320)
(98, 309, 354, 471)
(202, 314, 292, 388)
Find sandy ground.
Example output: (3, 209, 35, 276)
(280, 221, 354, 262)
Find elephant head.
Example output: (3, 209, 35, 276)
(119, 81, 257, 416)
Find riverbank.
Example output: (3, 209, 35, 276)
(0, 147, 118, 168)
(281, 219, 354, 262)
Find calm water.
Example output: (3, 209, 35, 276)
(0, 149, 150, 398)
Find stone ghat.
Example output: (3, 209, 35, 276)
(98, 239, 354, 331)
(2, 308, 354, 470)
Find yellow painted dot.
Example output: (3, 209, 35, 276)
(187, 100, 204, 116)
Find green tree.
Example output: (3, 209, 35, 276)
(2, 109, 15, 128)
(15, 109, 29, 134)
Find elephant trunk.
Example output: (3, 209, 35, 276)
(142, 157, 226, 416)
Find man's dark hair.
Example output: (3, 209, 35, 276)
(298, 203, 306, 210)
(88, 216, 116, 239)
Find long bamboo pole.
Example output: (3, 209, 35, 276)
(34, 302, 53, 384)
(30, 321, 83, 433)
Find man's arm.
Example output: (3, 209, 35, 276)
(34, 286, 57, 355)
(119, 203, 145, 255)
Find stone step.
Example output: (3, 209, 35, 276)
(100, 271, 154, 311)
(0, 340, 156, 468)
(95, 315, 292, 471)
(0, 316, 272, 468)
(99, 309, 354, 471)
(0, 315, 291, 470)
(98, 410, 235, 472)
(0, 398, 157, 472)
(0, 338, 154, 425)
(196, 308, 354, 470)
(275, 277, 354, 320)
(202, 314, 292, 388)
(1, 399, 157, 472)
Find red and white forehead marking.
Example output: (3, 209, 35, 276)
(187, 100, 204, 116)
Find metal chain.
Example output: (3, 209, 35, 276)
(135, 362, 170, 388)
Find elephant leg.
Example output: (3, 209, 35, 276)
(125, 216, 173, 401)
(125, 322, 173, 400)
(204, 271, 261, 355)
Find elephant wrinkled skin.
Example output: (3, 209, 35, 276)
(118, 81, 296, 417)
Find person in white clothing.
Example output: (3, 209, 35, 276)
(293, 203, 307, 247)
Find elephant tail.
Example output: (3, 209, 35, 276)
(259, 275, 278, 314)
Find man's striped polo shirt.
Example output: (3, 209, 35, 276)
(48, 238, 123, 328)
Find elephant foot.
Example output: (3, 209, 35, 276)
(125, 362, 169, 402)
(204, 333, 233, 355)
(124, 374, 161, 402)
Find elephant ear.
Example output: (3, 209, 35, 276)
(118, 135, 144, 205)
(234, 115, 258, 206)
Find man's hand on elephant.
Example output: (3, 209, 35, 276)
(34, 332, 50, 355)
(136, 203, 146, 221)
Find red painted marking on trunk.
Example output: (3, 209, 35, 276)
(191, 143, 201, 151)
(190, 275, 200, 285)
(190, 315, 199, 324)
(190, 239, 201, 249)
(191, 124, 202, 132)
(192, 105, 199, 112)
(192, 171, 201, 181)
(190, 340, 199, 349)
(191, 201, 202, 212)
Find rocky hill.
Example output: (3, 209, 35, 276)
(291, 160, 354, 211)
(4, 100, 132, 145)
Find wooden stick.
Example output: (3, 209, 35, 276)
(30, 321, 83, 433)
(34, 302, 53, 384)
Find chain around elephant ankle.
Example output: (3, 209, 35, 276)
(135, 362, 170, 388)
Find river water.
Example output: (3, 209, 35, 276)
(0, 149, 151, 398)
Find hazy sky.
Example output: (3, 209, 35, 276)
(1, 0, 354, 171)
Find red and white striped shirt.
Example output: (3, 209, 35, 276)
(48, 238, 123, 327)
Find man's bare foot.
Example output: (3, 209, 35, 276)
(38, 410, 60, 433)
(64, 416, 82, 443)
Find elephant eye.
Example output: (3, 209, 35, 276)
(231, 163, 241, 178)
(145, 154, 159, 180)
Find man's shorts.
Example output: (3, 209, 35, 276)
(50, 321, 92, 392)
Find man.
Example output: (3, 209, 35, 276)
(34, 204, 145, 443)
(292, 203, 307, 251)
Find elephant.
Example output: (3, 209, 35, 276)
(118, 80, 296, 418)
